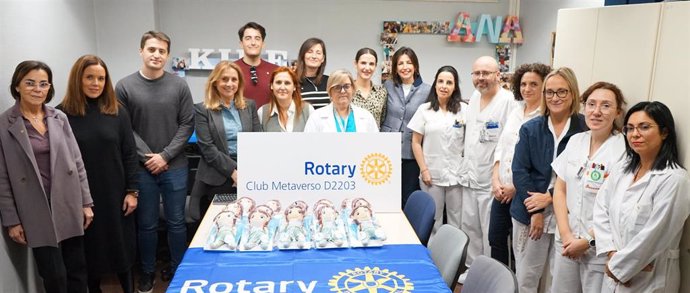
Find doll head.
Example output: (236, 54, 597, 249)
(350, 205, 373, 225)
(238, 197, 256, 216)
(351, 197, 371, 210)
(341, 198, 351, 210)
(224, 202, 243, 218)
(313, 199, 334, 213)
(285, 202, 306, 222)
(266, 200, 281, 214)
(317, 205, 339, 226)
(214, 210, 237, 228)
(254, 204, 274, 218)
(248, 208, 271, 228)
(293, 200, 309, 212)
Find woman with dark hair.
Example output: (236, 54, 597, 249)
(511, 67, 588, 292)
(381, 47, 431, 208)
(593, 101, 688, 293)
(257, 66, 314, 132)
(296, 38, 329, 109)
(58, 55, 138, 293)
(0, 60, 93, 293)
(351, 47, 387, 126)
(551, 82, 627, 293)
(407, 66, 466, 236)
(192, 61, 262, 220)
(489, 62, 551, 266)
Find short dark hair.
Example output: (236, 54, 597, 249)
(10, 60, 54, 103)
(581, 81, 627, 132)
(238, 22, 266, 40)
(511, 63, 551, 101)
(426, 65, 463, 114)
(623, 101, 683, 174)
(391, 47, 420, 85)
(140, 30, 171, 52)
(355, 48, 378, 63)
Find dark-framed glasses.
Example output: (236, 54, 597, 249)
(249, 66, 258, 85)
(544, 88, 569, 99)
(623, 123, 657, 136)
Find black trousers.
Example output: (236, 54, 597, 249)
(401, 159, 421, 209)
(32, 236, 87, 293)
(489, 198, 514, 268)
(192, 178, 236, 221)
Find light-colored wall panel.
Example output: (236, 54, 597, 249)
(651, 2, 690, 292)
(553, 8, 598, 91)
(591, 3, 660, 106)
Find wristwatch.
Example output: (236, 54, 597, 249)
(582, 233, 595, 247)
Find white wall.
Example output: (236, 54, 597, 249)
(149, 0, 509, 102)
(0, 0, 98, 110)
(518, 0, 603, 66)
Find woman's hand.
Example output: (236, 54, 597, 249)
(525, 191, 552, 213)
(605, 251, 632, 287)
(501, 184, 516, 204)
(491, 176, 505, 201)
(421, 169, 432, 186)
(8, 224, 27, 245)
(122, 193, 138, 216)
(562, 238, 589, 259)
(83, 207, 94, 229)
(231, 169, 238, 187)
(529, 213, 544, 240)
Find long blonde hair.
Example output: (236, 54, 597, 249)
(203, 61, 247, 110)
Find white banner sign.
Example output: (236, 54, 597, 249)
(237, 132, 401, 212)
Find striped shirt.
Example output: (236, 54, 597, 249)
(300, 75, 330, 109)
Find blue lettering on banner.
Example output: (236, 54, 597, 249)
(304, 161, 356, 178)
(180, 279, 317, 293)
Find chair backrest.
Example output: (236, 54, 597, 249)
(461, 255, 518, 293)
(427, 224, 469, 290)
(403, 190, 436, 246)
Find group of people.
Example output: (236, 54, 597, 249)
(0, 20, 687, 293)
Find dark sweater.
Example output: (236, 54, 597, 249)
(115, 71, 194, 170)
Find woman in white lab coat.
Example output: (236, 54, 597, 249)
(551, 82, 627, 293)
(408, 65, 467, 236)
(304, 69, 378, 133)
(593, 101, 689, 293)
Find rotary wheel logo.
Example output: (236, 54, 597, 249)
(360, 153, 393, 185)
(329, 266, 414, 292)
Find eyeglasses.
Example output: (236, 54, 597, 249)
(470, 71, 496, 78)
(585, 101, 615, 114)
(544, 89, 569, 99)
(623, 123, 657, 136)
(332, 83, 352, 93)
(249, 66, 258, 85)
(23, 80, 51, 91)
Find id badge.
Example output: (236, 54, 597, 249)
(584, 162, 608, 193)
(480, 120, 500, 143)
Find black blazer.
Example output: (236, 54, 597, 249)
(193, 100, 262, 186)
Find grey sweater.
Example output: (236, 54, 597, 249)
(116, 71, 194, 170)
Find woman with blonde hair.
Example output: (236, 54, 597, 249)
(510, 67, 587, 292)
(304, 69, 378, 132)
(58, 55, 138, 293)
(257, 66, 314, 132)
(191, 61, 262, 220)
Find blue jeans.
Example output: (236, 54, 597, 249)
(137, 167, 188, 273)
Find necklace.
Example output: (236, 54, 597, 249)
(21, 109, 43, 124)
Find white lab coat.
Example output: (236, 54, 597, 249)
(494, 102, 540, 191)
(407, 102, 467, 233)
(593, 162, 690, 293)
(460, 88, 516, 189)
(303, 103, 379, 133)
(550, 131, 626, 293)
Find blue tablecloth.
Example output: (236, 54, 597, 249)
(168, 244, 450, 293)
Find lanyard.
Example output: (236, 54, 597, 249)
(333, 107, 352, 132)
